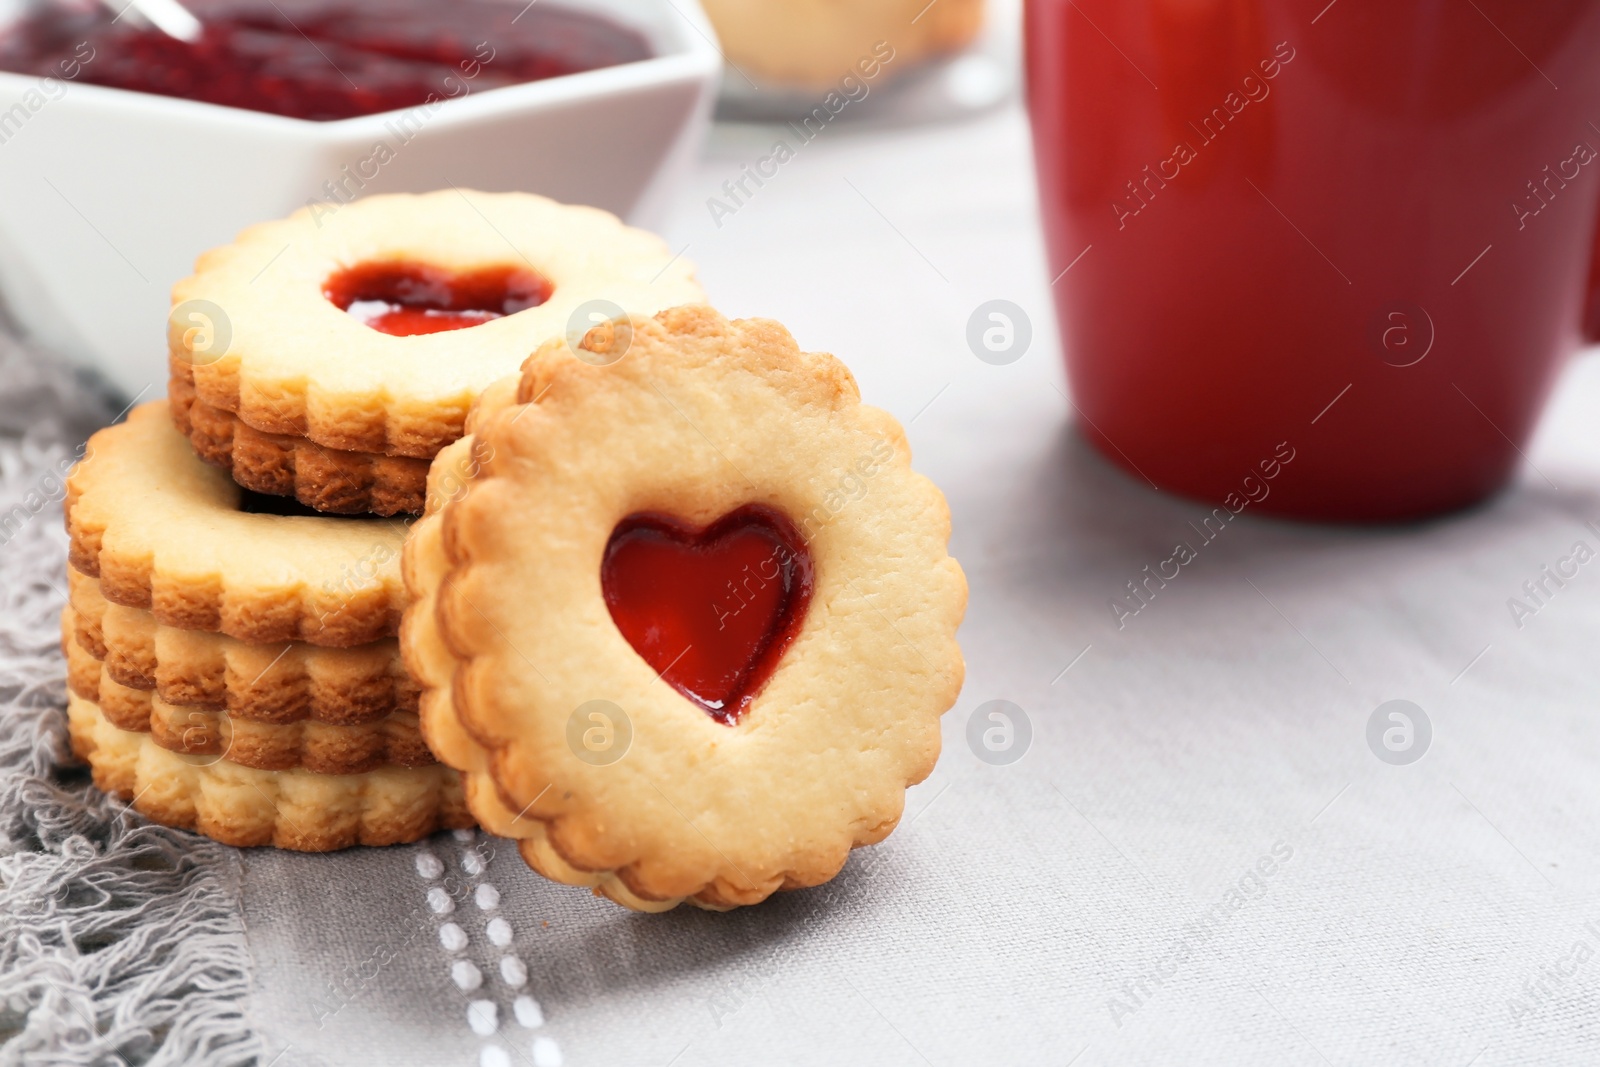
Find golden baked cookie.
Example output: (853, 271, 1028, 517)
(68, 401, 407, 647)
(402, 306, 967, 911)
(66, 692, 471, 850)
(400, 377, 626, 898)
(171, 372, 427, 516)
(401, 376, 517, 776)
(67, 567, 416, 723)
(405, 443, 692, 913)
(64, 610, 430, 775)
(702, 0, 984, 91)
(169, 189, 706, 468)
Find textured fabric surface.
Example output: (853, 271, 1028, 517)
(0, 345, 258, 1067)
(7, 92, 1600, 1067)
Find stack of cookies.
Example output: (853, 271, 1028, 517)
(63, 189, 969, 911)
(62, 190, 705, 851)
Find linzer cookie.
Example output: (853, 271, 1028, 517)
(170, 374, 429, 517)
(66, 567, 417, 722)
(67, 637, 431, 775)
(168, 189, 706, 513)
(402, 306, 967, 911)
(64, 610, 431, 775)
(67, 401, 407, 647)
(67, 692, 470, 851)
(400, 377, 518, 782)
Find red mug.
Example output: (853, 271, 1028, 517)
(1025, 0, 1600, 521)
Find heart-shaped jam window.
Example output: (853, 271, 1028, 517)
(324, 261, 552, 336)
(601, 506, 813, 725)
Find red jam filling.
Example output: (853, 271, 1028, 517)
(323, 261, 551, 336)
(0, 0, 651, 122)
(601, 507, 814, 725)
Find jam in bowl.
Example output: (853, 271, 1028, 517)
(0, 0, 652, 121)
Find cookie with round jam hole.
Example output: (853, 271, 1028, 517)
(401, 306, 967, 911)
(167, 189, 705, 512)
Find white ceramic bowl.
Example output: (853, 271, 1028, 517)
(0, 0, 721, 399)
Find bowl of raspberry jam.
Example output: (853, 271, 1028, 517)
(0, 0, 652, 121)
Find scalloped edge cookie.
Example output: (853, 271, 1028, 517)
(171, 370, 427, 516)
(67, 401, 409, 647)
(170, 188, 706, 458)
(65, 611, 431, 775)
(404, 306, 967, 910)
(404, 427, 687, 913)
(66, 692, 471, 850)
(68, 565, 416, 722)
